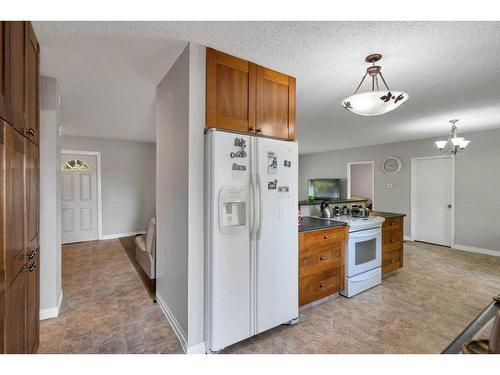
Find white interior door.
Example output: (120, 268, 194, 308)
(61, 153, 98, 244)
(412, 156, 453, 246)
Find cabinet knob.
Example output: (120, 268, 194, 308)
(390, 238, 395, 243)
(323, 236, 329, 240)
(27, 250, 36, 260)
(26, 263, 37, 272)
(391, 259, 396, 263)
(26, 128, 36, 136)
(248, 127, 254, 131)
(319, 283, 325, 288)
(256, 128, 263, 133)
(390, 222, 394, 226)
(319, 256, 325, 261)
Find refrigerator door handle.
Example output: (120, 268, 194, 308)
(249, 176, 255, 236)
(255, 173, 263, 240)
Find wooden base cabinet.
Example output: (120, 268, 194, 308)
(299, 226, 348, 306)
(382, 217, 404, 274)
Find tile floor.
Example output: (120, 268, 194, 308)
(37, 239, 183, 353)
(38, 239, 500, 354)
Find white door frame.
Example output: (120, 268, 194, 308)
(346, 161, 375, 209)
(410, 155, 455, 246)
(60, 150, 103, 240)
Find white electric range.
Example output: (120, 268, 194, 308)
(318, 215, 385, 297)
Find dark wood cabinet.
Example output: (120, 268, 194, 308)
(299, 226, 348, 306)
(4, 271, 26, 354)
(1, 21, 40, 354)
(25, 141, 39, 253)
(382, 217, 404, 274)
(255, 66, 296, 140)
(206, 48, 296, 140)
(24, 23, 39, 145)
(25, 249, 39, 353)
(4, 123, 25, 288)
(5, 22, 26, 133)
(0, 22, 7, 121)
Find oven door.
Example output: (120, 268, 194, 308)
(346, 227, 382, 278)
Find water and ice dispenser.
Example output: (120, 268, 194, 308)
(219, 185, 248, 233)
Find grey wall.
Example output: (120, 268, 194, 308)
(350, 163, 373, 200)
(299, 127, 500, 252)
(40, 76, 62, 314)
(156, 42, 205, 351)
(60, 135, 156, 236)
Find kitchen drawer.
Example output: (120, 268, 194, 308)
(300, 226, 347, 257)
(299, 244, 342, 278)
(382, 249, 401, 274)
(382, 229, 403, 252)
(299, 267, 342, 306)
(382, 217, 402, 232)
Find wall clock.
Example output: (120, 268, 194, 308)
(382, 156, 402, 174)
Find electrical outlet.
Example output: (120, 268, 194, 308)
(386, 184, 393, 189)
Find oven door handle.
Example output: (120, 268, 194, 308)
(349, 227, 381, 238)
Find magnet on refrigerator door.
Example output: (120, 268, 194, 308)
(267, 151, 278, 174)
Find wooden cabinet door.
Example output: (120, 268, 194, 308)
(24, 22, 39, 144)
(206, 48, 256, 133)
(0, 21, 7, 121)
(0, 122, 4, 295)
(4, 123, 25, 288)
(255, 66, 296, 140)
(4, 271, 26, 354)
(0, 293, 4, 354)
(25, 141, 39, 253)
(25, 249, 39, 353)
(6, 21, 26, 132)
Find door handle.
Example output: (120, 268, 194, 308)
(447, 204, 452, 208)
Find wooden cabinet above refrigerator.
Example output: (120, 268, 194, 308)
(206, 47, 296, 141)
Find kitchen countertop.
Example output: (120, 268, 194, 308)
(299, 198, 368, 206)
(369, 211, 406, 219)
(299, 216, 346, 232)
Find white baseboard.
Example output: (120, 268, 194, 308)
(403, 236, 412, 242)
(156, 292, 188, 353)
(453, 244, 500, 257)
(100, 231, 145, 240)
(40, 290, 64, 320)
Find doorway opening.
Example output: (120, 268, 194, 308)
(347, 161, 374, 209)
(411, 155, 454, 247)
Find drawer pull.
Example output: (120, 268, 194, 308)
(27, 250, 36, 260)
(319, 256, 325, 261)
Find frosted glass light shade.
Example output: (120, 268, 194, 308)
(459, 140, 470, 148)
(435, 141, 447, 150)
(451, 137, 464, 146)
(342, 90, 409, 116)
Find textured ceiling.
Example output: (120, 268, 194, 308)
(33, 21, 500, 152)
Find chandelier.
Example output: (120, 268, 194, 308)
(342, 53, 409, 116)
(435, 119, 470, 155)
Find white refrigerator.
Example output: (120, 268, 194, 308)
(205, 129, 298, 352)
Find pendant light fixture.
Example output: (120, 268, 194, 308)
(342, 53, 409, 116)
(435, 119, 470, 155)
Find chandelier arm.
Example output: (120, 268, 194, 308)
(378, 71, 391, 91)
(353, 73, 368, 95)
(375, 76, 379, 90)
(372, 76, 375, 91)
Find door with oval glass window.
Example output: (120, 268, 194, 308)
(61, 153, 98, 243)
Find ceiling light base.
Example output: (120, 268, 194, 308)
(365, 53, 382, 63)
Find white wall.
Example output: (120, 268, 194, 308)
(39, 76, 62, 318)
(299, 127, 500, 253)
(60, 135, 156, 237)
(350, 163, 373, 201)
(156, 42, 205, 353)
